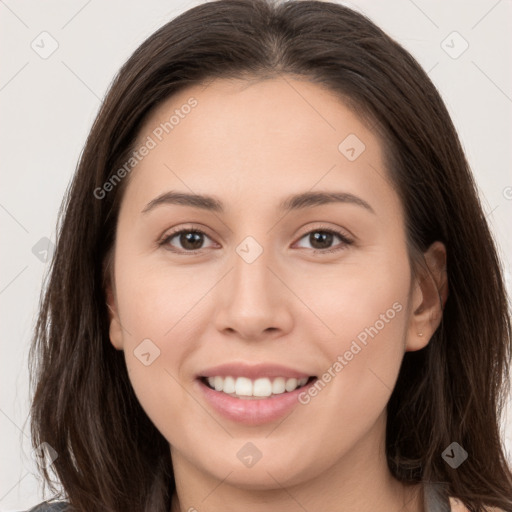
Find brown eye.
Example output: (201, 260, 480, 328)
(161, 229, 214, 253)
(295, 228, 353, 254)
(309, 231, 335, 250)
(159, 226, 353, 255)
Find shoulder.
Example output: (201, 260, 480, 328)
(449, 497, 507, 512)
(25, 501, 70, 512)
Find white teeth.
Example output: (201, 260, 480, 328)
(214, 376, 224, 392)
(205, 375, 310, 397)
(223, 376, 236, 394)
(253, 378, 272, 397)
(285, 378, 298, 392)
(235, 377, 252, 396)
(272, 377, 286, 394)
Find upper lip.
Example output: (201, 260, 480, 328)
(198, 362, 314, 380)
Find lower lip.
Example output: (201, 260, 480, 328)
(196, 378, 316, 426)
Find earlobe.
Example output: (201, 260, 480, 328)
(106, 283, 124, 351)
(406, 241, 449, 352)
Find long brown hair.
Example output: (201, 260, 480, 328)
(29, 0, 512, 510)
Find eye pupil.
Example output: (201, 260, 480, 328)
(311, 231, 333, 249)
(181, 231, 204, 250)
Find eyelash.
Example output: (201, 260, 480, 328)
(158, 225, 354, 255)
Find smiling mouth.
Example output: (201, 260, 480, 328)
(199, 375, 317, 399)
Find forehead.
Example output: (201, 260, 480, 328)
(121, 76, 396, 218)
(138, 76, 375, 148)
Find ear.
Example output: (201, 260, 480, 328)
(106, 280, 124, 351)
(406, 241, 449, 352)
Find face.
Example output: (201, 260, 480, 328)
(107, 76, 445, 491)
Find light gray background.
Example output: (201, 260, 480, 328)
(1, 0, 511, 510)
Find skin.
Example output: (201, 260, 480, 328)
(107, 76, 448, 512)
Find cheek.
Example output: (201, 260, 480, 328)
(298, 246, 411, 411)
(292, 244, 411, 351)
(112, 243, 235, 420)
(114, 249, 204, 342)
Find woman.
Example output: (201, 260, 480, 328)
(27, 0, 512, 510)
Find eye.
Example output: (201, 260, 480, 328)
(294, 227, 353, 254)
(159, 225, 353, 255)
(159, 227, 216, 253)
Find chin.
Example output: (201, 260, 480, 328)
(201, 451, 315, 491)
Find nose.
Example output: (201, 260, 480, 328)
(213, 243, 294, 342)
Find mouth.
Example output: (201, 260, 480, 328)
(195, 363, 319, 425)
(195, 362, 318, 424)
(199, 375, 317, 400)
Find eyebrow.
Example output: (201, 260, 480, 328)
(141, 190, 375, 215)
